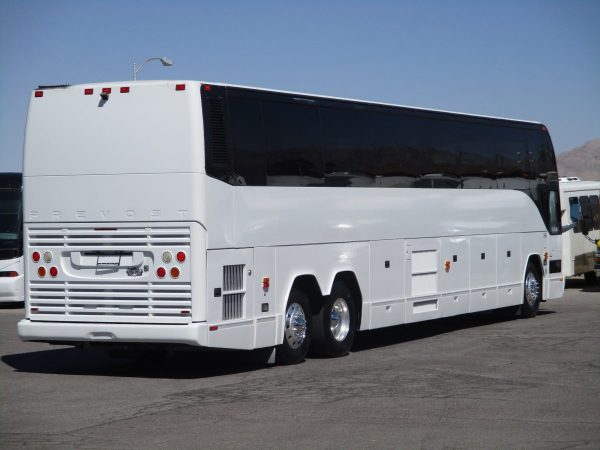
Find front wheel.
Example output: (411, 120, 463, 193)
(276, 289, 312, 365)
(311, 281, 357, 357)
(521, 262, 542, 318)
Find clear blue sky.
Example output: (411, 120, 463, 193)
(1, 0, 599, 172)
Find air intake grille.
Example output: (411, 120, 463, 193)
(221, 264, 245, 321)
(223, 264, 244, 292)
(222, 293, 244, 321)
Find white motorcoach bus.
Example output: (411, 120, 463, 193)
(18, 81, 566, 363)
(0, 173, 24, 303)
(559, 178, 600, 284)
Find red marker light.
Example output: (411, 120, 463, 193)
(32, 251, 41, 263)
(175, 84, 185, 91)
(102, 87, 112, 94)
(203, 84, 212, 92)
(38, 267, 46, 278)
(84, 88, 93, 95)
(120, 87, 130, 93)
(176, 251, 186, 263)
(170, 267, 180, 279)
(209, 325, 218, 331)
(157, 267, 166, 278)
(49, 266, 58, 277)
(34, 91, 44, 98)
(262, 276, 270, 289)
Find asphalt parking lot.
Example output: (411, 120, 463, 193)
(1, 280, 599, 449)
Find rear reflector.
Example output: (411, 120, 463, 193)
(102, 87, 112, 94)
(120, 86, 130, 93)
(209, 325, 218, 331)
(84, 88, 93, 95)
(175, 84, 185, 91)
(34, 91, 43, 97)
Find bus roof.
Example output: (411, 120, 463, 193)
(38, 80, 545, 128)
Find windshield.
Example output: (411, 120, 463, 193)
(0, 189, 22, 258)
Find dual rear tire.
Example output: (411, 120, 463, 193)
(276, 281, 357, 365)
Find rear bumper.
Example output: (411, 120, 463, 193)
(0, 275, 24, 302)
(18, 320, 209, 346)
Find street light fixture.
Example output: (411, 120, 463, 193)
(132, 57, 173, 80)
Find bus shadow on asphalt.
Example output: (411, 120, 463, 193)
(1, 346, 275, 379)
(2, 309, 556, 378)
(351, 309, 555, 353)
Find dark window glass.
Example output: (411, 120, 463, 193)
(495, 127, 529, 191)
(228, 94, 266, 185)
(321, 105, 375, 186)
(262, 99, 323, 186)
(455, 121, 497, 189)
(370, 110, 420, 187)
(413, 117, 461, 188)
(0, 189, 22, 259)
(590, 195, 600, 230)
(580, 195, 593, 233)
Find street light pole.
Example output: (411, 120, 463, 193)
(132, 57, 173, 81)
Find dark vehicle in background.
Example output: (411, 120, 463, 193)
(0, 173, 23, 303)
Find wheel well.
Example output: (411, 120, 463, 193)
(332, 271, 363, 330)
(291, 275, 323, 316)
(527, 254, 544, 280)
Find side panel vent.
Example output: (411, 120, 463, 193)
(222, 264, 245, 321)
(223, 264, 244, 292)
(223, 293, 244, 321)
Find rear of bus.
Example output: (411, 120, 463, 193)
(17, 81, 213, 347)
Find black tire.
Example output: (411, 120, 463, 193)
(276, 289, 312, 365)
(311, 281, 357, 357)
(521, 261, 542, 318)
(584, 271, 597, 286)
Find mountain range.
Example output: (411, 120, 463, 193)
(557, 139, 600, 181)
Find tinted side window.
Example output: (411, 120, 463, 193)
(580, 196, 593, 233)
(263, 99, 323, 186)
(456, 121, 497, 189)
(495, 127, 529, 191)
(228, 94, 266, 185)
(370, 110, 420, 187)
(569, 196, 582, 233)
(321, 105, 374, 186)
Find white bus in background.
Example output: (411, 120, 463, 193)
(559, 178, 600, 284)
(18, 81, 568, 364)
(0, 173, 24, 303)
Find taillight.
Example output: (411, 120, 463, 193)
(49, 266, 58, 277)
(32, 251, 41, 263)
(170, 267, 180, 279)
(38, 267, 46, 278)
(156, 267, 166, 278)
(176, 251, 186, 263)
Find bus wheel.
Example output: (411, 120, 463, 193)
(521, 262, 541, 318)
(276, 289, 312, 365)
(311, 281, 356, 357)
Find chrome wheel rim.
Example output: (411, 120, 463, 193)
(285, 302, 307, 349)
(330, 297, 350, 342)
(525, 272, 540, 306)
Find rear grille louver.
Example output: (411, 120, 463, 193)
(222, 264, 245, 321)
(27, 225, 192, 324)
